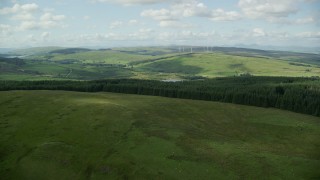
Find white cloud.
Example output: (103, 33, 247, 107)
(78, 29, 154, 42)
(238, 0, 320, 26)
(20, 3, 38, 12)
(26, 34, 37, 42)
(18, 13, 66, 31)
(83, 16, 90, 20)
(173, 1, 241, 21)
(1, 3, 66, 31)
(211, 9, 241, 21)
(129, 19, 139, 25)
(141, 9, 177, 21)
(109, 21, 124, 29)
(138, 28, 153, 33)
(1, 3, 39, 21)
(156, 30, 218, 42)
(40, 13, 66, 21)
(296, 31, 320, 38)
(0, 24, 14, 36)
(128, 29, 153, 40)
(19, 21, 38, 30)
(170, 1, 212, 17)
(38, 21, 58, 29)
(294, 17, 315, 24)
(1, 0, 319, 48)
(159, 21, 194, 28)
(238, 0, 298, 22)
(0, 3, 39, 14)
(159, 21, 175, 27)
(108, 20, 144, 29)
(11, 12, 35, 21)
(141, 0, 241, 26)
(105, 33, 125, 40)
(252, 28, 267, 37)
(91, 0, 169, 5)
(41, 32, 50, 40)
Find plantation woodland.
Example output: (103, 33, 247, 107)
(2, 76, 319, 116)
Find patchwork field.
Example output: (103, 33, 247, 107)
(1, 91, 319, 179)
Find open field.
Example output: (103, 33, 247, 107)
(137, 53, 320, 77)
(1, 91, 319, 179)
(1, 47, 320, 80)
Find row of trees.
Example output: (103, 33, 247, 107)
(1, 76, 319, 116)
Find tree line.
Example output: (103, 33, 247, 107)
(0, 76, 319, 117)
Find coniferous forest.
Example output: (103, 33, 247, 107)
(1, 76, 319, 117)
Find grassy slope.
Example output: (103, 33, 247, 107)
(0, 91, 319, 179)
(1, 49, 178, 80)
(138, 53, 320, 77)
(49, 50, 154, 64)
(1, 48, 320, 80)
(10, 47, 64, 56)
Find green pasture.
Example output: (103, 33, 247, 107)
(138, 53, 320, 77)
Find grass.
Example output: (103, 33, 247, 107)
(2, 47, 320, 80)
(0, 91, 319, 179)
(138, 53, 320, 77)
(0, 61, 135, 80)
(49, 50, 155, 64)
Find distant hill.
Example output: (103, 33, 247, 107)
(10, 47, 65, 56)
(235, 44, 320, 54)
(210, 47, 320, 66)
(162, 46, 320, 66)
(9, 47, 93, 56)
(49, 48, 92, 55)
(1, 46, 320, 81)
(0, 48, 15, 54)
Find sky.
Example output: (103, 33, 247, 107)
(0, 0, 319, 48)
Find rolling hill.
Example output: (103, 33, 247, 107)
(0, 46, 319, 80)
(0, 91, 319, 179)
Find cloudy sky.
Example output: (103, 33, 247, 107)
(0, 0, 319, 48)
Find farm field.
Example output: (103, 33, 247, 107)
(0, 91, 319, 179)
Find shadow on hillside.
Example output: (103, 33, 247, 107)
(141, 60, 203, 75)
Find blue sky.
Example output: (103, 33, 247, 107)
(0, 0, 319, 48)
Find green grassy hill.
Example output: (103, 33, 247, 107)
(1, 47, 320, 80)
(10, 47, 65, 56)
(48, 50, 155, 64)
(1, 91, 319, 179)
(137, 53, 320, 78)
